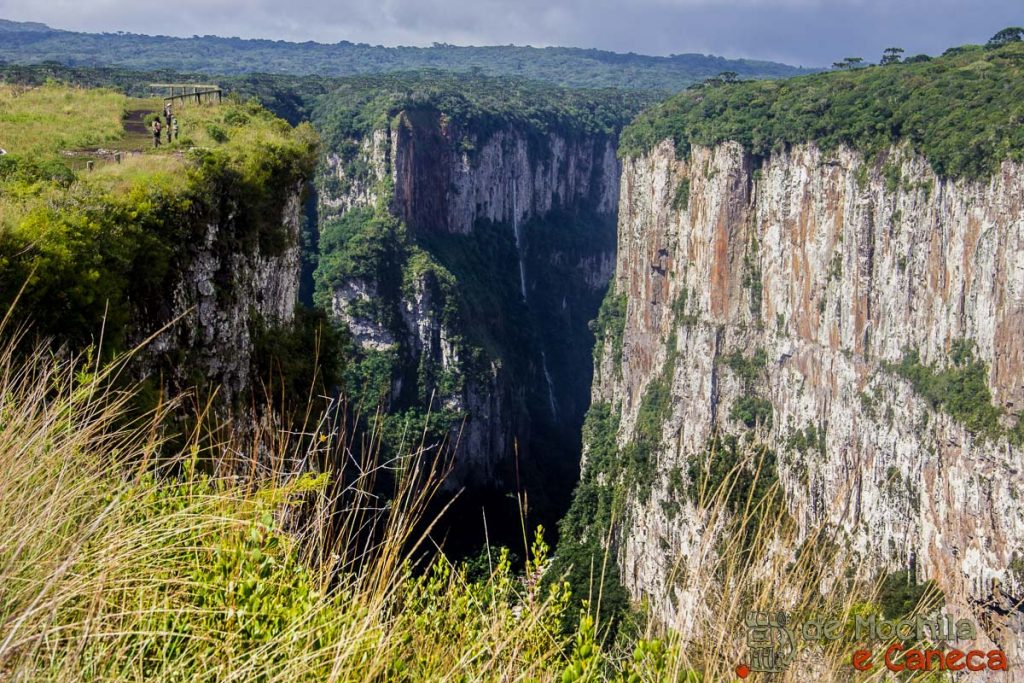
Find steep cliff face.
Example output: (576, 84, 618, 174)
(589, 137, 1024, 659)
(322, 110, 620, 233)
(388, 109, 620, 235)
(316, 104, 620, 498)
(140, 184, 305, 409)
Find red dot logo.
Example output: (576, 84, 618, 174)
(736, 664, 751, 679)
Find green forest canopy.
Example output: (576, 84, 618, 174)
(0, 18, 813, 92)
(313, 71, 659, 149)
(619, 40, 1024, 179)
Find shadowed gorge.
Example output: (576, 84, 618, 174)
(308, 74, 636, 550)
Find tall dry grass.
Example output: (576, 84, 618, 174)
(0, 328, 945, 681)
(0, 331, 576, 681)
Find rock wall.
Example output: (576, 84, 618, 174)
(594, 139, 1024, 667)
(322, 110, 620, 235)
(137, 184, 304, 410)
(318, 110, 620, 490)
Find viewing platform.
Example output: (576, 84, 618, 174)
(149, 83, 223, 105)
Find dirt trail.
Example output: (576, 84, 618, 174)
(62, 107, 157, 168)
(123, 108, 152, 137)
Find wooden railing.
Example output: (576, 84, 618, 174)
(149, 83, 223, 105)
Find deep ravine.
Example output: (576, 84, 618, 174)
(308, 81, 629, 552)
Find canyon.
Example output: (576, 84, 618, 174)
(312, 98, 624, 524)
(6, 49, 1023, 676)
(304, 60, 1024, 671)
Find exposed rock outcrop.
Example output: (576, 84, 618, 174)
(592, 139, 1024, 670)
(138, 184, 305, 411)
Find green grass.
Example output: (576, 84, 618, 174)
(0, 82, 128, 157)
(620, 41, 1024, 179)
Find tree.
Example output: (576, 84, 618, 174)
(719, 71, 739, 83)
(832, 57, 866, 71)
(880, 47, 904, 65)
(987, 27, 1024, 47)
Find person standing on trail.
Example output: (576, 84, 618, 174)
(164, 103, 173, 127)
(166, 118, 173, 144)
(172, 117, 179, 141)
(153, 119, 162, 147)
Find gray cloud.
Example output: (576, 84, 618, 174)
(0, 0, 1018, 66)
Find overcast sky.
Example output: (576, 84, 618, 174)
(0, 0, 1019, 67)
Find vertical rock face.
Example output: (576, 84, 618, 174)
(138, 185, 304, 410)
(323, 110, 620, 233)
(595, 139, 1024, 657)
(388, 110, 620, 235)
(319, 109, 620, 490)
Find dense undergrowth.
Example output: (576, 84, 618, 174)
(620, 41, 1024, 179)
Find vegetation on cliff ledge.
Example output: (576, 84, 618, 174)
(620, 40, 1024, 179)
(890, 340, 1023, 443)
(0, 82, 317, 352)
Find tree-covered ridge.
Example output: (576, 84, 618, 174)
(313, 71, 659, 149)
(0, 65, 660, 143)
(0, 19, 813, 92)
(619, 41, 1024, 179)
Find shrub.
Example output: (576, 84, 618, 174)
(671, 178, 690, 212)
(730, 395, 773, 429)
(591, 287, 628, 368)
(891, 341, 1003, 439)
(877, 570, 944, 620)
(205, 122, 229, 142)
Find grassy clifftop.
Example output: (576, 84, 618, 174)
(619, 41, 1024, 179)
(0, 82, 317, 350)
